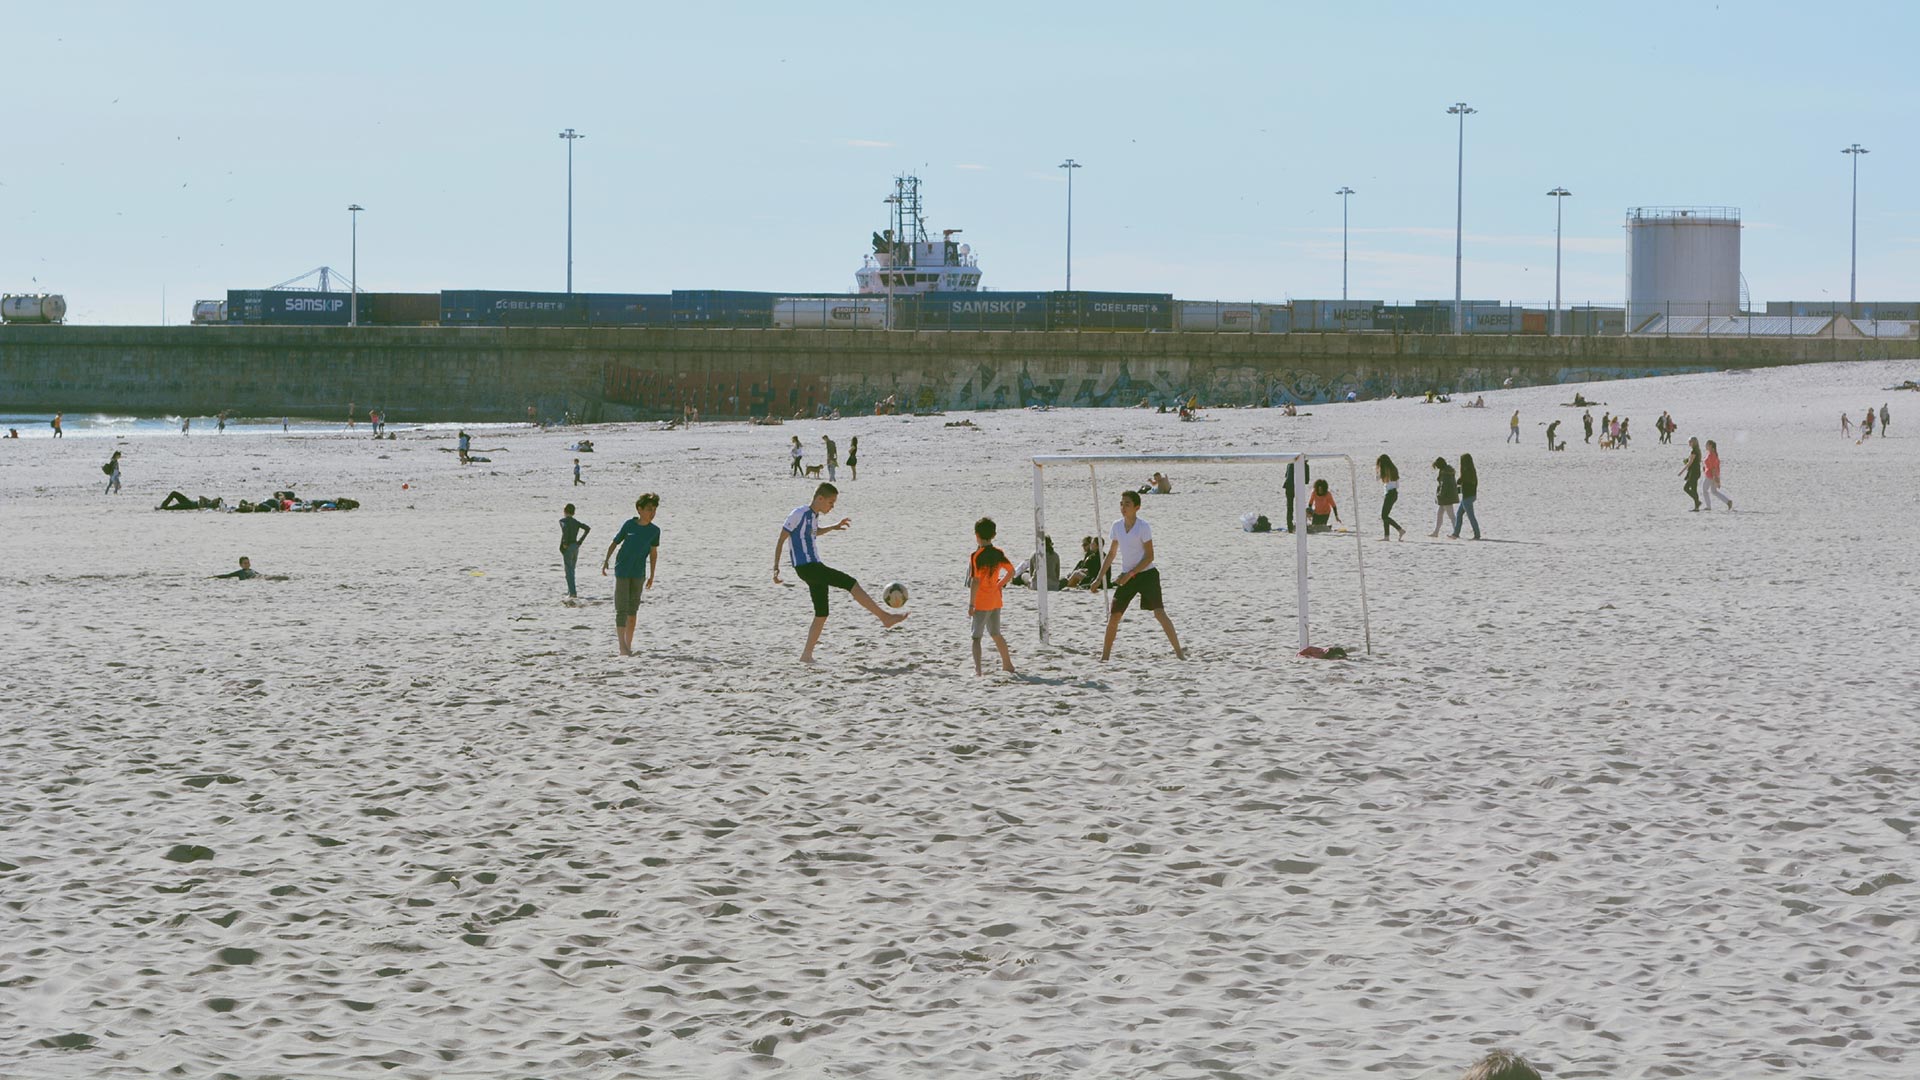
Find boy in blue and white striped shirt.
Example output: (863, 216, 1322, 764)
(773, 483, 907, 663)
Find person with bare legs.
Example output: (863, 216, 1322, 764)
(1430, 457, 1459, 537)
(773, 482, 907, 663)
(1096, 490, 1183, 661)
(966, 517, 1016, 675)
(601, 494, 661, 656)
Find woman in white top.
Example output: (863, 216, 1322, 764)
(1376, 454, 1405, 541)
(1095, 490, 1184, 661)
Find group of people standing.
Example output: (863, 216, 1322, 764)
(1841, 404, 1891, 439)
(1375, 454, 1480, 540)
(789, 434, 858, 481)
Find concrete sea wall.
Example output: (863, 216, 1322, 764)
(1, 325, 1911, 422)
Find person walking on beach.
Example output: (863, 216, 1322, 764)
(1507, 410, 1521, 443)
(52, 412, 63, 438)
(1861, 407, 1875, 439)
(281, 417, 289, 433)
(1430, 457, 1459, 537)
(1546, 419, 1561, 451)
(1618, 416, 1632, 447)
(846, 436, 859, 481)
(1702, 439, 1734, 511)
(457, 429, 471, 465)
(1096, 489, 1183, 661)
(1582, 409, 1593, 444)
(602, 494, 661, 656)
(1680, 437, 1703, 511)
(1451, 453, 1481, 539)
(967, 517, 1016, 675)
(1880, 402, 1891, 436)
(573, 458, 584, 486)
(559, 503, 592, 599)
(774, 482, 908, 663)
(824, 435, 838, 481)
(1377, 454, 1406, 541)
(181, 416, 191, 436)
(103, 450, 122, 494)
(1841, 412, 1852, 438)
(789, 435, 804, 477)
(348, 402, 357, 430)
(217, 411, 227, 434)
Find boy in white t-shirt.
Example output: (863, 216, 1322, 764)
(1095, 490, 1184, 661)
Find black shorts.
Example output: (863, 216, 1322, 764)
(795, 561, 857, 618)
(1110, 567, 1163, 614)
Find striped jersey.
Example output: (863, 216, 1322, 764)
(783, 505, 821, 566)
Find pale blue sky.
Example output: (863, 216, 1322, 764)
(4, 0, 1914, 324)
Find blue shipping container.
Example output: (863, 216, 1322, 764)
(227, 289, 356, 326)
(586, 293, 672, 326)
(441, 290, 586, 326)
(1050, 291, 1174, 330)
(670, 289, 778, 326)
(1463, 306, 1522, 334)
(905, 291, 1049, 331)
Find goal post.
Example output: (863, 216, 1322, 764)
(1030, 452, 1371, 654)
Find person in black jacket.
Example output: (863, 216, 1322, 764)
(1284, 459, 1310, 532)
(1451, 453, 1481, 539)
(1430, 457, 1459, 538)
(1680, 437, 1703, 511)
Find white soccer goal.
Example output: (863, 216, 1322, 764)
(1030, 452, 1371, 654)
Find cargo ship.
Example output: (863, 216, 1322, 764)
(855, 176, 980, 295)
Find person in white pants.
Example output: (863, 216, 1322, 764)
(1702, 439, 1734, 511)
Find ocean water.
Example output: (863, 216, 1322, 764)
(0, 413, 518, 439)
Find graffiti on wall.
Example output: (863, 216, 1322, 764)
(604, 364, 828, 417)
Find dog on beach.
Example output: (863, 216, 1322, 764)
(803, 464, 826, 478)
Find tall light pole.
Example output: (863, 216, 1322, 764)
(1058, 158, 1081, 290)
(347, 203, 364, 326)
(1843, 143, 1869, 314)
(1335, 186, 1355, 301)
(559, 128, 585, 293)
(1546, 187, 1571, 336)
(1447, 102, 1475, 335)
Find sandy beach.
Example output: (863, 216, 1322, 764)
(3, 358, 1918, 1079)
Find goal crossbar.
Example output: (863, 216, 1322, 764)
(1031, 451, 1371, 654)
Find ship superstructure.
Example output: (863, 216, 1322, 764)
(855, 175, 981, 295)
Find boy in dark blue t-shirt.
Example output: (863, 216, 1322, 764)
(601, 494, 660, 656)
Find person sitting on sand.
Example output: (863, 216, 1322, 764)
(1306, 478, 1340, 532)
(211, 556, 260, 580)
(1065, 535, 1104, 589)
(1137, 471, 1173, 495)
(1011, 534, 1062, 591)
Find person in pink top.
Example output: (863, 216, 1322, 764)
(1701, 439, 1734, 511)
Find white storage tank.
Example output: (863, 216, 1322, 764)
(1626, 207, 1741, 330)
(2, 293, 68, 324)
(192, 300, 228, 325)
(773, 297, 888, 330)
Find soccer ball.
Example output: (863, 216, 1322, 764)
(882, 582, 909, 608)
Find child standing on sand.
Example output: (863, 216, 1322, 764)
(573, 458, 584, 486)
(773, 482, 907, 663)
(790, 435, 804, 476)
(967, 517, 1016, 675)
(601, 494, 661, 656)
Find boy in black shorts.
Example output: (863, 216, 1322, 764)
(1096, 489, 1184, 661)
(602, 494, 660, 656)
(773, 482, 907, 663)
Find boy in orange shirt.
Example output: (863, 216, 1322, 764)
(967, 517, 1016, 675)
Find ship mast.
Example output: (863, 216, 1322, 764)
(891, 175, 927, 264)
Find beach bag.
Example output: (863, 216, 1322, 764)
(1253, 515, 1272, 533)
(102, 462, 115, 475)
